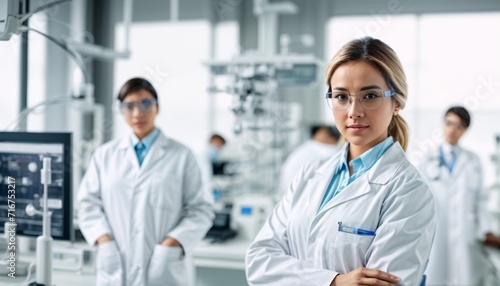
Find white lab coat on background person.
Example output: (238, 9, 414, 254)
(246, 142, 436, 286)
(195, 135, 226, 204)
(195, 147, 214, 202)
(77, 131, 214, 286)
(196, 145, 218, 182)
(280, 140, 339, 195)
(418, 143, 495, 286)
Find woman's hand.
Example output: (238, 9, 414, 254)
(161, 237, 182, 247)
(483, 232, 500, 247)
(96, 234, 112, 245)
(331, 267, 400, 286)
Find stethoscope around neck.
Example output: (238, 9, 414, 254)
(427, 147, 450, 181)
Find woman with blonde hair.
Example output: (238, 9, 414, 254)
(246, 37, 436, 285)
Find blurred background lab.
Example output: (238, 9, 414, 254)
(1, 0, 500, 285)
(279, 124, 340, 197)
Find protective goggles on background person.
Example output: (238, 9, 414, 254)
(444, 119, 465, 131)
(116, 99, 158, 115)
(325, 87, 395, 111)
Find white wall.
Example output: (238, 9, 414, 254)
(0, 37, 20, 130)
(0, 12, 48, 131)
(114, 21, 212, 152)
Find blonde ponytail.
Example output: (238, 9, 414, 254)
(389, 114, 409, 151)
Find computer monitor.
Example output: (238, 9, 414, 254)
(0, 132, 73, 241)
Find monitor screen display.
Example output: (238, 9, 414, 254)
(212, 212, 229, 229)
(0, 132, 72, 241)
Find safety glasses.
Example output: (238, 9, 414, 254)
(325, 87, 394, 111)
(118, 99, 157, 115)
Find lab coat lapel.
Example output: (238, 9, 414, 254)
(306, 164, 336, 218)
(117, 136, 141, 172)
(317, 175, 371, 215)
(303, 153, 372, 218)
(450, 146, 465, 177)
(140, 131, 168, 170)
(317, 143, 405, 214)
(366, 142, 405, 184)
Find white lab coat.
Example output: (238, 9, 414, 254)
(246, 142, 436, 286)
(196, 148, 213, 183)
(418, 144, 494, 286)
(280, 140, 339, 195)
(77, 131, 214, 286)
(195, 147, 215, 203)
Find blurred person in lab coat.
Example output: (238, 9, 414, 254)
(197, 134, 226, 182)
(418, 106, 500, 286)
(246, 37, 436, 286)
(207, 134, 226, 164)
(279, 124, 341, 197)
(196, 133, 227, 204)
(77, 77, 214, 286)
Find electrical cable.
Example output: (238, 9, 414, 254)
(4, 97, 71, 131)
(19, 26, 89, 83)
(45, 17, 96, 44)
(4, 95, 99, 131)
(18, 0, 73, 23)
(24, 261, 37, 285)
(10, 261, 37, 286)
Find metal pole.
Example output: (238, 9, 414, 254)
(19, 0, 29, 131)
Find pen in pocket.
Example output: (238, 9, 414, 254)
(338, 221, 375, 236)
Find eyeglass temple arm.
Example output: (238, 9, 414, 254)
(383, 90, 395, 97)
(326, 86, 332, 99)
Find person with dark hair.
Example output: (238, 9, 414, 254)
(418, 106, 500, 285)
(208, 134, 226, 164)
(77, 77, 214, 286)
(279, 124, 341, 196)
(246, 37, 436, 285)
(196, 133, 227, 204)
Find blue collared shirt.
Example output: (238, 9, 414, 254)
(318, 136, 395, 212)
(130, 128, 160, 166)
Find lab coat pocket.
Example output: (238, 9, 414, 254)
(147, 245, 188, 286)
(96, 241, 123, 286)
(333, 231, 375, 273)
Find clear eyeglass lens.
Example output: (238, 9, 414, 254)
(120, 99, 156, 113)
(445, 119, 464, 131)
(329, 89, 385, 111)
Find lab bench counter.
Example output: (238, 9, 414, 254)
(0, 262, 96, 286)
(0, 241, 97, 286)
(0, 238, 251, 286)
(193, 237, 251, 286)
(193, 237, 251, 269)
